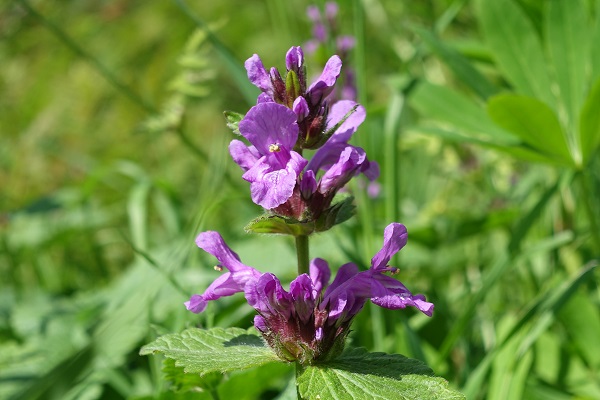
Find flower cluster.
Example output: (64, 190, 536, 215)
(186, 223, 434, 364)
(231, 46, 377, 219)
(186, 43, 433, 366)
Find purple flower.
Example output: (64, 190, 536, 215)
(231, 102, 308, 209)
(245, 46, 350, 149)
(186, 223, 433, 364)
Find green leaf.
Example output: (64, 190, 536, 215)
(476, 0, 555, 107)
(545, 0, 590, 136)
(579, 77, 600, 165)
(297, 348, 464, 400)
(140, 327, 282, 375)
(413, 27, 497, 100)
(415, 126, 559, 165)
(224, 110, 244, 136)
(411, 82, 519, 146)
(315, 196, 355, 232)
(245, 215, 315, 236)
(244, 197, 355, 236)
(558, 291, 600, 368)
(487, 94, 573, 165)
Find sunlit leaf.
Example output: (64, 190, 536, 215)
(476, 0, 555, 107)
(297, 348, 464, 400)
(487, 94, 573, 165)
(140, 327, 281, 375)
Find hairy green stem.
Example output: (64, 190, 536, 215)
(295, 235, 310, 275)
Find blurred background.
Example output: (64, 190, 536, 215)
(1, 0, 599, 399)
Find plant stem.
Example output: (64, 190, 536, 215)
(579, 171, 600, 255)
(295, 235, 310, 275)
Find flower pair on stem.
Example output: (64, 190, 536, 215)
(187, 46, 433, 365)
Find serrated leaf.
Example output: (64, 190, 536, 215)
(487, 94, 573, 165)
(224, 111, 244, 135)
(140, 327, 282, 375)
(297, 348, 465, 400)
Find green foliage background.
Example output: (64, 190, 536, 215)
(1, 0, 599, 399)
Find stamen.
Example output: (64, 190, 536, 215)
(269, 143, 281, 152)
(389, 267, 400, 275)
(214, 265, 224, 272)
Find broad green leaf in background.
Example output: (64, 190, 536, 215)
(487, 94, 573, 165)
(545, 0, 590, 144)
(140, 327, 281, 375)
(558, 291, 600, 369)
(297, 348, 465, 400)
(411, 82, 518, 145)
(476, 0, 555, 107)
(579, 77, 600, 165)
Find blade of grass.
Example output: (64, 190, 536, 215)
(436, 178, 561, 365)
(462, 261, 598, 398)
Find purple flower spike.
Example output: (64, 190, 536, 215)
(235, 102, 308, 209)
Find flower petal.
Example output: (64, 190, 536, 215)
(326, 101, 366, 143)
(310, 258, 331, 295)
(319, 146, 366, 193)
(244, 158, 299, 209)
(245, 54, 272, 93)
(245, 273, 292, 319)
(370, 274, 434, 316)
(239, 102, 300, 155)
(307, 55, 342, 103)
(290, 274, 315, 323)
(229, 140, 260, 172)
(286, 46, 304, 72)
(293, 96, 309, 121)
(300, 170, 317, 198)
(196, 231, 257, 274)
(370, 223, 408, 271)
